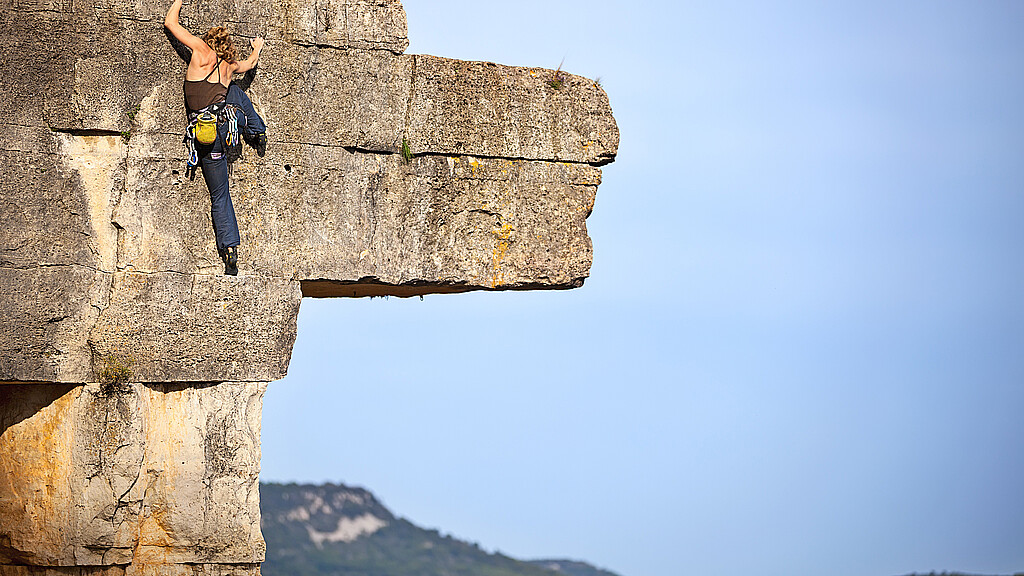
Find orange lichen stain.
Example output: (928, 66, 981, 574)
(135, 542, 171, 566)
(131, 386, 196, 566)
(0, 385, 80, 556)
(139, 385, 193, 488)
(136, 509, 173, 549)
(468, 158, 481, 174)
(490, 220, 514, 288)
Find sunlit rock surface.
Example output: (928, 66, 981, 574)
(0, 382, 266, 573)
(0, 0, 617, 573)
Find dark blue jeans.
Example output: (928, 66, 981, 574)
(198, 84, 266, 250)
(227, 83, 266, 137)
(199, 132, 238, 250)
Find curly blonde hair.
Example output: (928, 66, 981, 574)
(202, 26, 237, 63)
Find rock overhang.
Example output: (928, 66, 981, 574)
(1, 0, 617, 385)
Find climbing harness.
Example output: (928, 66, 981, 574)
(183, 101, 242, 177)
(182, 56, 244, 177)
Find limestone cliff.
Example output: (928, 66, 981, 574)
(0, 0, 617, 574)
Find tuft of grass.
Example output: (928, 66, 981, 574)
(401, 137, 413, 163)
(593, 76, 603, 88)
(99, 354, 135, 389)
(123, 104, 141, 143)
(547, 58, 567, 90)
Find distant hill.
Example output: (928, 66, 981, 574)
(526, 560, 620, 576)
(260, 482, 622, 576)
(905, 569, 1024, 573)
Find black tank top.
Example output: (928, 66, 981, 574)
(183, 58, 228, 112)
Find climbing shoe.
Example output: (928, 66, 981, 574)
(247, 133, 267, 158)
(222, 246, 238, 276)
(244, 131, 268, 155)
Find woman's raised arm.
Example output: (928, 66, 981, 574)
(164, 0, 210, 53)
(232, 37, 265, 74)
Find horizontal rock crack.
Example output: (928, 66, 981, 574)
(275, 139, 611, 167)
(287, 40, 404, 56)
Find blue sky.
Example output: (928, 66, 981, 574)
(261, 2, 1024, 575)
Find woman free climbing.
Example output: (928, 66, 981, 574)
(164, 0, 268, 276)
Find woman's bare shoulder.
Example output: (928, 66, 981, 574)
(184, 46, 219, 80)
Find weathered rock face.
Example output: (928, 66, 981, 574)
(0, 0, 617, 574)
(0, 0, 615, 384)
(0, 383, 266, 568)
